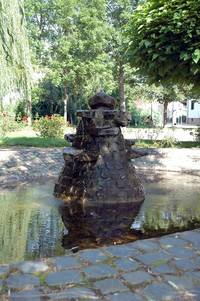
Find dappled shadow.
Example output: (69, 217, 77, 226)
(0, 147, 64, 188)
(1, 147, 200, 190)
(138, 171, 166, 185)
(134, 147, 200, 177)
(133, 147, 166, 169)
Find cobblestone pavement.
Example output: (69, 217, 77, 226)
(1, 147, 200, 188)
(0, 148, 64, 188)
(0, 229, 199, 300)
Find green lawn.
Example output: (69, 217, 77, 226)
(0, 136, 199, 148)
(0, 126, 199, 148)
(0, 136, 67, 148)
(135, 139, 200, 148)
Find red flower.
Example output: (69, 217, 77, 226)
(22, 115, 28, 123)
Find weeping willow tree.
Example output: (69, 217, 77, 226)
(0, 0, 32, 122)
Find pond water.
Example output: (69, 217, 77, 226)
(0, 173, 200, 264)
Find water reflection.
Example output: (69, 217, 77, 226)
(0, 182, 65, 264)
(0, 173, 200, 264)
(133, 172, 200, 234)
(60, 172, 200, 249)
(59, 201, 141, 250)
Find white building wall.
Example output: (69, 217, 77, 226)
(167, 102, 187, 125)
(187, 100, 200, 118)
(187, 100, 200, 125)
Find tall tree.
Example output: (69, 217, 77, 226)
(25, 0, 115, 122)
(48, 0, 114, 122)
(107, 0, 141, 111)
(24, 0, 56, 64)
(27, 0, 191, 126)
(0, 0, 32, 123)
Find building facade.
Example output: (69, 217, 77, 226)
(187, 100, 200, 125)
(167, 100, 200, 126)
(167, 102, 187, 126)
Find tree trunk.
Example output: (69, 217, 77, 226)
(27, 98, 32, 126)
(63, 84, 68, 123)
(163, 101, 168, 127)
(26, 81, 32, 126)
(0, 99, 3, 112)
(118, 62, 126, 112)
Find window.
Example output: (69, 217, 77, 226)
(191, 101, 195, 110)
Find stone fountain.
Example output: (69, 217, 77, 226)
(54, 92, 146, 246)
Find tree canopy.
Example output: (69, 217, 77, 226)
(127, 0, 200, 87)
(25, 0, 145, 123)
(0, 0, 32, 115)
(1, 0, 198, 125)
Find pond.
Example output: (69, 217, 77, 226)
(0, 172, 200, 264)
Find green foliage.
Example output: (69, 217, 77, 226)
(15, 100, 27, 120)
(0, 112, 26, 137)
(23, 0, 197, 124)
(49, 0, 115, 94)
(24, 0, 56, 64)
(0, 0, 32, 113)
(127, 0, 200, 87)
(124, 67, 192, 127)
(0, 136, 67, 147)
(107, 0, 142, 64)
(135, 139, 200, 148)
(129, 104, 153, 127)
(31, 79, 63, 118)
(159, 136, 177, 148)
(25, 0, 118, 121)
(33, 114, 65, 138)
(196, 127, 200, 142)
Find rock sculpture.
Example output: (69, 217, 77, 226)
(54, 92, 146, 245)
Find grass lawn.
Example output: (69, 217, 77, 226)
(0, 127, 199, 148)
(135, 139, 200, 148)
(0, 127, 69, 147)
(1, 136, 199, 148)
(0, 136, 67, 147)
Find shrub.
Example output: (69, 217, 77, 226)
(0, 112, 25, 137)
(15, 100, 27, 120)
(33, 114, 65, 138)
(159, 136, 177, 148)
(196, 127, 200, 142)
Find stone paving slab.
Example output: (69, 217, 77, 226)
(6, 274, 40, 289)
(46, 270, 82, 286)
(0, 229, 200, 300)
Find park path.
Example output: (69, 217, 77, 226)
(0, 147, 64, 188)
(1, 147, 200, 188)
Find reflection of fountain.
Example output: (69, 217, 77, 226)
(59, 201, 142, 249)
(54, 92, 146, 247)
